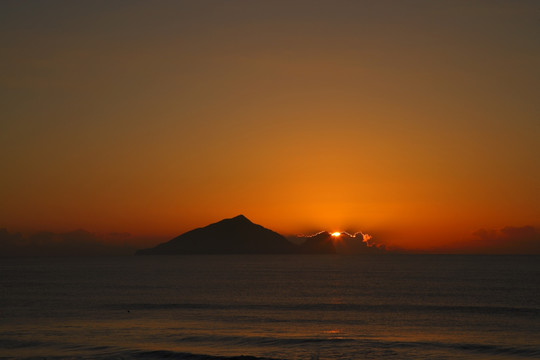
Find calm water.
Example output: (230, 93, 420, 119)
(0, 255, 539, 359)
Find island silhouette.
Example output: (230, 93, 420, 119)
(136, 215, 336, 255)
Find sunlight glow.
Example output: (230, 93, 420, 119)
(331, 232, 341, 237)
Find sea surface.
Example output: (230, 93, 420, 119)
(0, 255, 539, 360)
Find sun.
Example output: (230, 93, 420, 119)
(331, 232, 341, 237)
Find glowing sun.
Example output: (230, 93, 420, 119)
(331, 232, 341, 237)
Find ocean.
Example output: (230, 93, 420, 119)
(0, 255, 539, 359)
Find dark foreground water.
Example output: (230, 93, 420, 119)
(1, 255, 539, 360)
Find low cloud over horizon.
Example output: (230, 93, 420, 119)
(289, 231, 386, 255)
(1, 224, 539, 256)
(419, 225, 540, 255)
(465, 225, 540, 254)
(0, 229, 166, 257)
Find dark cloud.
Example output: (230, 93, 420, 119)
(468, 226, 540, 254)
(334, 232, 386, 254)
(0, 228, 142, 257)
(289, 231, 386, 254)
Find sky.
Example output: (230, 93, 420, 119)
(1, 1, 539, 252)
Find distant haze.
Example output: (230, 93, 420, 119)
(1, 1, 539, 252)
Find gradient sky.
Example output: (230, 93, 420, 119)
(1, 1, 539, 251)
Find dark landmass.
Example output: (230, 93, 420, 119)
(0, 216, 387, 257)
(137, 215, 390, 255)
(3, 219, 537, 256)
(137, 215, 304, 255)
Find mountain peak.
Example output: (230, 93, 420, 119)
(230, 214, 251, 222)
(136, 215, 297, 255)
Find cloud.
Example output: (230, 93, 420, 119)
(289, 230, 386, 254)
(335, 232, 386, 254)
(0, 228, 140, 257)
(467, 225, 540, 254)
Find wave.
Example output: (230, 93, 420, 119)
(397, 341, 540, 358)
(9, 341, 540, 360)
(108, 302, 540, 316)
(11, 347, 278, 360)
(0, 338, 46, 349)
(5, 334, 540, 360)
(161, 334, 354, 348)
(131, 350, 276, 360)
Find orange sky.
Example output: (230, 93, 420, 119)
(1, 1, 539, 252)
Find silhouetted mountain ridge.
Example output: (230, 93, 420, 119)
(136, 215, 304, 255)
